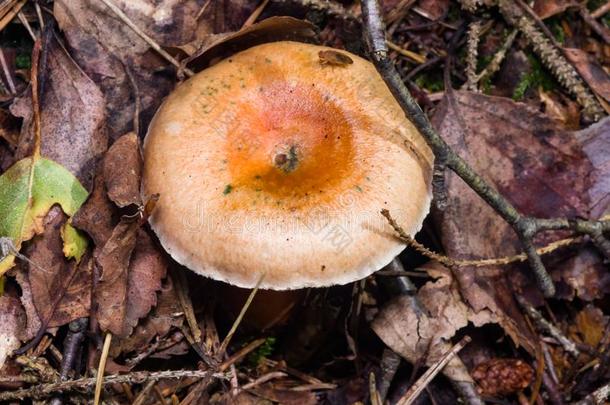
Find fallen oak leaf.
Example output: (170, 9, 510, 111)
(103, 132, 142, 208)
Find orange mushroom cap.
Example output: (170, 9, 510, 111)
(142, 41, 433, 289)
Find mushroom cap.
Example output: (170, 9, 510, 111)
(142, 41, 433, 289)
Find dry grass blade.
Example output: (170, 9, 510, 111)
(397, 336, 471, 405)
(0, 0, 25, 34)
(97, 0, 194, 77)
(93, 333, 112, 405)
(387, 40, 426, 64)
(217, 274, 265, 357)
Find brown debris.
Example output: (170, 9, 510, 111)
(472, 358, 534, 396)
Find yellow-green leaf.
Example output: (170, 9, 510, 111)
(61, 221, 88, 262)
(0, 157, 89, 275)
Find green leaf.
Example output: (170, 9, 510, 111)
(0, 157, 89, 275)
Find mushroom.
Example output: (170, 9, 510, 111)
(142, 41, 433, 290)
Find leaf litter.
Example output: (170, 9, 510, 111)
(0, 0, 609, 404)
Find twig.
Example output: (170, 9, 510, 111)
(97, 0, 194, 77)
(93, 333, 112, 405)
(50, 318, 89, 405)
(397, 336, 472, 405)
(242, 0, 270, 28)
(580, 6, 610, 44)
(382, 209, 579, 267)
(218, 338, 266, 372)
(387, 40, 427, 64)
(362, 0, 610, 297)
(0, 370, 227, 401)
(0, 47, 16, 94)
(369, 372, 382, 405)
(17, 11, 36, 40)
(217, 275, 264, 357)
(591, 1, 610, 19)
(35, 2, 44, 30)
(516, 296, 581, 358)
(132, 380, 156, 405)
(241, 371, 287, 391)
(498, 0, 604, 120)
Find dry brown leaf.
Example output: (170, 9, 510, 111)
(113, 275, 182, 359)
(0, 296, 25, 371)
(564, 48, 610, 107)
(54, 1, 185, 140)
(572, 305, 608, 347)
(72, 173, 118, 248)
(94, 218, 166, 338)
(54, 0, 202, 60)
(372, 262, 493, 381)
(417, 0, 450, 20)
(533, 0, 578, 19)
(184, 16, 317, 72)
(431, 91, 597, 350)
(103, 132, 142, 208)
(575, 116, 610, 218)
(10, 33, 107, 190)
(95, 218, 138, 337)
(22, 207, 92, 328)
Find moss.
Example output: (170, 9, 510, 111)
(247, 337, 276, 367)
(414, 71, 444, 92)
(512, 54, 556, 101)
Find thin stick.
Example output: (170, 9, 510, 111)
(219, 338, 266, 372)
(242, 0, 270, 28)
(97, 0, 194, 77)
(517, 296, 581, 358)
(591, 1, 610, 18)
(0, 48, 15, 94)
(217, 274, 265, 357)
(93, 333, 112, 405)
(361, 0, 610, 297)
(17, 11, 36, 40)
(396, 336, 471, 405)
(241, 371, 287, 391)
(382, 209, 578, 268)
(0, 370, 227, 401)
(35, 2, 44, 29)
(387, 40, 427, 64)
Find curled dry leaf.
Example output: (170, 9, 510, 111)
(95, 132, 166, 337)
(431, 91, 599, 345)
(417, 0, 450, 20)
(0, 296, 25, 371)
(21, 207, 92, 328)
(103, 132, 142, 207)
(10, 33, 107, 190)
(372, 262, 493, 381)
(54, 0, 193, 139)
(184, 16, 317, 71)
(72, 173, 117, 247)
